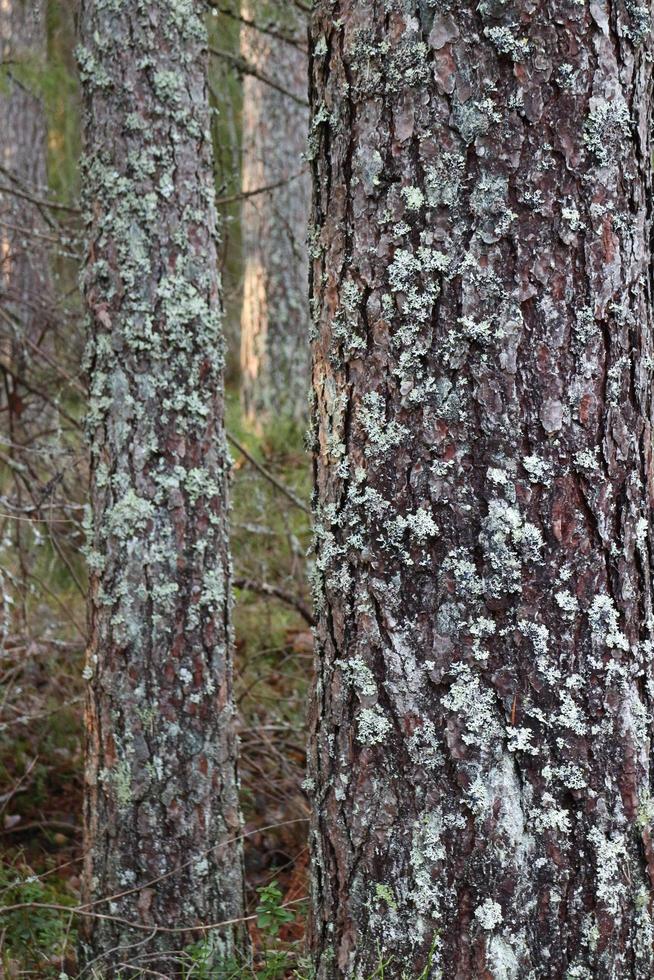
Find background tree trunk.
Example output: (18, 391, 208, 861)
(0, 0, 51, 348)
(78, 1, 246, 973)
(0, 0, 53, 628)
(239, 1, 310, 428)
(308, 2, 654, 976)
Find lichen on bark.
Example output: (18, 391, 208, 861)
(308, 1, 654, 976)
(78, 0, 247, 973)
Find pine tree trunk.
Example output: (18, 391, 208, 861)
(308, 2, 654, 976)
(240, 2, 310, 428)
(78, 2, 247, 973)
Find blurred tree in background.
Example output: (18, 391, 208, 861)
(239, 0, 310, 430)
(0, 2, 311, 976)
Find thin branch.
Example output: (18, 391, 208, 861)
(0, 353, 83, 431)
(0, 163, 63, 234)
(226, 430, 311, 515)
(26, 569, 86, 639)
(208, 4, 307, 50)
(233, 576, 315, 626)
(0, 180, 81, 216)
(0, 896, 308, 935)
(0, 819, 81, 837)
(0, 217, 81, 249)
(216, 170, 306, 208)
(209, 47, 309, 107)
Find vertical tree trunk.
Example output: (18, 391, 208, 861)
(0, 0, 52, 626)
(0, 0, 51, 347)
(309, 2, 654, 977)
(78, 2, 246, 973)
(240, 2, 310, 428)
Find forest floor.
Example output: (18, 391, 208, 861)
(0, 393, 313, 978)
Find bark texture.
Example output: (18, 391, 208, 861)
(78, 1, 246, 973)
(0, 0, 51, 352)
(308, 1, 654, 976)
(240, 1, 310, 427)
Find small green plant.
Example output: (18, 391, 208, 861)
(0, 859, 76, 976)
(253, 880, 299, 978)
(255, 880, 296, 939)
(181, 937, 247, 980)
(182, 937, 215, 979)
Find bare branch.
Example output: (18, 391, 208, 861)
(209, 46, 309, 108)
(226, 429, 311, 515)
(216, 169, 306, 207)
(208, 2, 307, 50)
(233, 576, 315, 626)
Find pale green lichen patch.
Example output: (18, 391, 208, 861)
(555, 590, 579, 616)
(425, 152, 465, 208)
(106, 489, 154, 541)
(409, 810, 447, 930)
(340, 657, 378, 697)
(374, 883, 398, 910)
(481, 501, 544, 597)
(401, 185, 425, 210)
(452, 95, 501, 143)
(442, 663, 501, 748)
(475, 898, 503, 930)
(76, 44, 112, 89)
(484, 25, 531, 61)
(357, 706, 392, 745)
(583, 99, 631, 166)
(623, 2, 651, 45)
(469, 616, 496, 662)
(100, 757, 133, 810)
(522, 454, 552, 483)
(530, 793, 572, 835)
(358, 391, 408, 457)
(588, 594, 629, 651)
(347, 27, 430, 98)
(587, 827, 628, 916)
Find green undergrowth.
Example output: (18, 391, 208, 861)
(0, 858, 77, 977)
(0, 393, 313, 977)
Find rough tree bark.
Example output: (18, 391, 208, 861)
(78, 1, 246, 973)
(308, 1, 654, 977)
(240, 1, 310, 427)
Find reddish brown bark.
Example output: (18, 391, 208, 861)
(308, 1, 654, 976)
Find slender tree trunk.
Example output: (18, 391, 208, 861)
(78, 2, 247, 974)
(240, 1, 310, 428)
(308, 2, 654, 977)
(0, 0, 52, 626)
(0, 0, 51, 347)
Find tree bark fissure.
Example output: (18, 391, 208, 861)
(78, 1, 246, 972)
(309, 1, 654, 977)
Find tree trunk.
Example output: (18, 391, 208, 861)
(0, 0, 52, 627)
(240, 1, 310, 428)
(0, 0, 51, 348)
(78, 2, 247, 973)
(308, 2, 654, 977)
